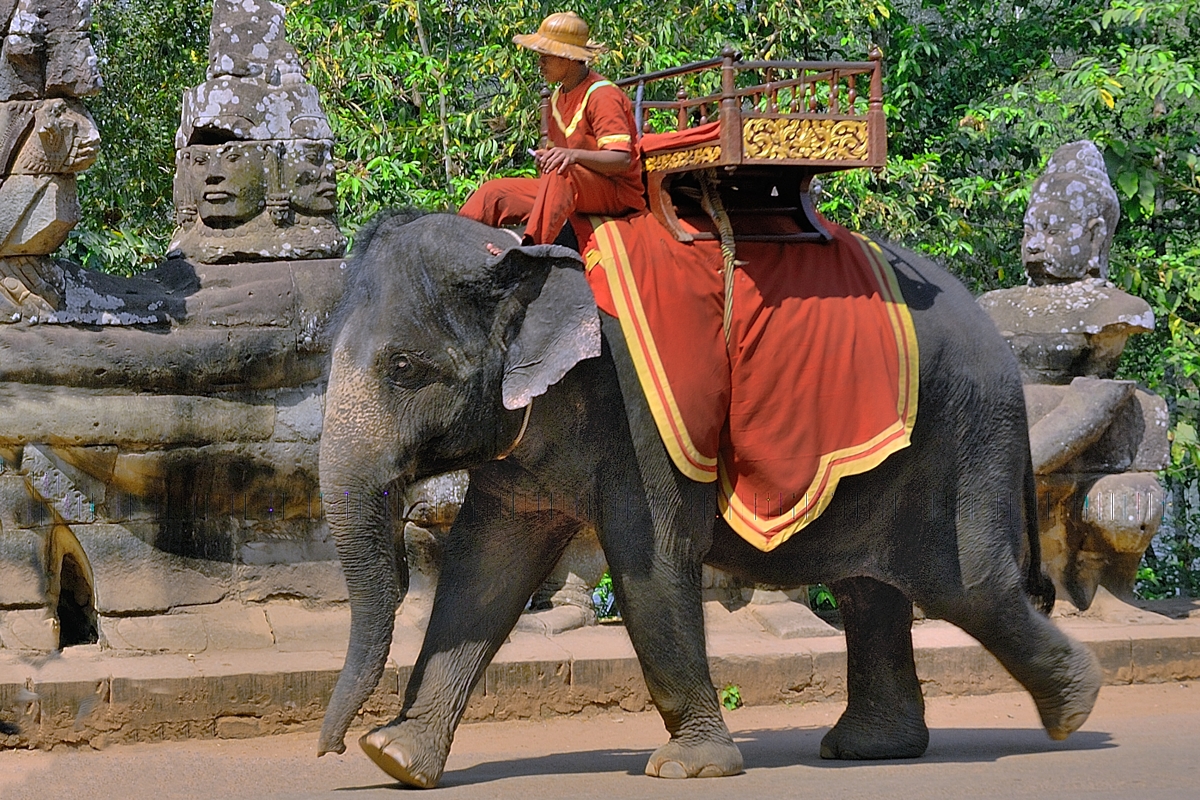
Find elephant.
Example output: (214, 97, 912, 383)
(315, 209, 1102, 788)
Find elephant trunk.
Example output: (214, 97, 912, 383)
(317, 480, 407, 756)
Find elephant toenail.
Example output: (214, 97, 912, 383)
(657, 761, 688, 779)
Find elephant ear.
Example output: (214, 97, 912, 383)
(489, 244, 601, 410)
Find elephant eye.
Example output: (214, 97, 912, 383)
(387, 351, 432, 388)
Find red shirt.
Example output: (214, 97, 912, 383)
(549, 71, 645, 206)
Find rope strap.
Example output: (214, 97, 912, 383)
(698, 169, 738, 343)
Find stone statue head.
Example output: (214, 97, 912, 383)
(1022, 140, 1120, 284)
(281, 139, 336, 216)
(186, 142, 268, 228)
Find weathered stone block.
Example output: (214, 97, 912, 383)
(1130, 389, 1171, 472)
(291, 258, 347, 351)
(0, 473, 49, 529)
(0, 528, 45, 606)
(0, 315, 329, 391)
(264, 604, 349, 653)
(404, 472, 469, 528)
(709, 652, 817, 706)
(148, 442, 321, 538)
(1066, 389, 1170, 474)
(73, 524, 228, 614)
(748, 601, 839, 639)
(273, 385, 324, 442)
(0, 608, 58, 650)
(0, 175, 79, 256)
(514, 605, 591, 635)
(980, 281, 1154, 383)
(915, 642, 1019, 697)
(566, 655, 650, 713)
(234, 561, 347, 603)
(483, 657, 571, 720)
(101, 614, 208, 654)
(215, 715, 263, 739)
(21, 444, 100, 523)
(0, 384, 276, 446)
(1129, 635, 1200, 683)
(196, 603, 275, 650)
(184, 261, 296, 327)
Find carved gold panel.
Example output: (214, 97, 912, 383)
(742, 118, 869, 162)
(644, 145, 722, 173)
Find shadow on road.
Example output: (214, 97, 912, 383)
(333, 726, 1114, 790)
(736, 726, 1114, 770)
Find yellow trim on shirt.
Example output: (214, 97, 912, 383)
(551, 80, 615, 139)
(596, 134, 632, 148)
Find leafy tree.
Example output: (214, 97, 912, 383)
(65, 0, 210, 273)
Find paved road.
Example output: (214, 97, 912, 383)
(2, 683, 1198, 799)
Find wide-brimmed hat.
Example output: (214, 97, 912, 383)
(512, 12, 607, 63)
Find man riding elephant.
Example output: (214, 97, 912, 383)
(458, 11, 646, 245)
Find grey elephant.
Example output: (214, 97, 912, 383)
(316, 210, 1102, 787)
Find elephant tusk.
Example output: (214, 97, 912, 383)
(496, 401, 533, 460)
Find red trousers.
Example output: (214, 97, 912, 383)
(459, 166, 645, 245)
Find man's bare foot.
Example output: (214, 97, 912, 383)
(486, 242, 503, 256)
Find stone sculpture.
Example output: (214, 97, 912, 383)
(0, 0, 351, 657)
(0, 0, 102, 318)
(169, 0, 345, 263)
(979, 140, 1169, 609)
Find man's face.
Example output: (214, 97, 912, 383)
(190, 143, 267, 227)
(538, 53, 581, 84)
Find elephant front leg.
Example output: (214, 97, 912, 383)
(598, 465, 743, 779)
(360, 491, 576, 788)
(820, 577, 929, 759)
(598, 313, 741, 779)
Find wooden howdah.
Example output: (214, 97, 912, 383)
(539, 46, 886, 244)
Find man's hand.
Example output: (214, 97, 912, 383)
(534, 147, 577, 175)
(533, 146, 631, 176)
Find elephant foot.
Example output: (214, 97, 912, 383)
(644, 737, 744, 779)
(820, 702, 928, 760)
(359, 722, 447, 789)
(1034, 640, 1102, 740)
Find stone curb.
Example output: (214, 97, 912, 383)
(2, 617, 1199, 751)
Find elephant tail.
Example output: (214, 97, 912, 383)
(1023, 451, 1056, 615)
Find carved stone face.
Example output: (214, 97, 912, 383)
(1022, 197, 1106, 284)
(189, 142, 267, 227)
(1022, 141, 1119, 285)
(282, 139, 337, 216)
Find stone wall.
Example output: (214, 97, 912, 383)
(0, 257, 351, 652)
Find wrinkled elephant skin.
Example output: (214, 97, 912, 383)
(316, 212, 1101, 786)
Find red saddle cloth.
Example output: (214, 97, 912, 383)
(575, 212, 919, 552)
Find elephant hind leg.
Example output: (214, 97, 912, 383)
(935, 590, 1101, 740)
(821, 577, 929, 760)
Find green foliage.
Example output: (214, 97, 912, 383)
(808, 584, 838, 611)
(75, 0, 210, 268)
(719, 683, 742, 711)
(591, 570, 619, 620)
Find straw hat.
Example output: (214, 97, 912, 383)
(512, 11, 607, 63)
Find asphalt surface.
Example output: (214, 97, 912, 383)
(2, 683, 1198, 799)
